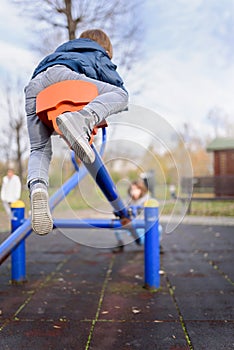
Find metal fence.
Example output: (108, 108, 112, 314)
(181, 175, 234, 197)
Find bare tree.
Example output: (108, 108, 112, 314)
(0, 134, 12, 167)
(11, 0, 143, 71)
(207, 106, 233, 138)
(178, 122, 205, 151)
(0, 80, 29, 181)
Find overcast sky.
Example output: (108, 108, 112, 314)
(0, 0, 233, 137)
(128, 0, 234, 135)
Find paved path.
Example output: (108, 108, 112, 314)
(0, 221, 233, 349)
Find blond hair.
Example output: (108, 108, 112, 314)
(79, 29, 113, 59)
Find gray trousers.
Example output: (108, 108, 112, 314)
(25, 65, 128, 186)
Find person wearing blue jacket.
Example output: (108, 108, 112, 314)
(25, 29, 128, 235)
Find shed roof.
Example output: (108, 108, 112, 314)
(206, 137, 234, 151)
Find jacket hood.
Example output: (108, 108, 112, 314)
(55, 38, 108, 56)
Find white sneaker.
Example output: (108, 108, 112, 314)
(31, 186, 53, 235)
(57, 110, 96, 164)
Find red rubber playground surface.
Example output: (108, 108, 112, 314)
(0, 221, 233, 350)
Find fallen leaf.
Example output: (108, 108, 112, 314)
(132, 307, 141, 314)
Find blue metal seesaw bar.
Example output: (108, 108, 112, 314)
(0, 127, 160, 289)
(0, 128, 107, 263)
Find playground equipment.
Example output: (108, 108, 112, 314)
(0, 81, 160, 289)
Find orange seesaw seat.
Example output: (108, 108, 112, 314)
(36, 80, 107, 138)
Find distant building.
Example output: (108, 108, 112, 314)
(207, 137, 234, 196)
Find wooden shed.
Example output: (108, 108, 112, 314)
(207, 137, 234, 196)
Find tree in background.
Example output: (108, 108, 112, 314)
(178, 123, 212, 177)
(11, 0, 143, 71)
(0, 80, 29, 182)
(206, 106, 234, 138)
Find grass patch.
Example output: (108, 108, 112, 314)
(1, 186, 233, 218)
(161, 199, 234, 216)
(188, 200, 234, 216)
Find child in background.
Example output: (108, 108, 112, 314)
(1, 168, 21, 218)
(25, 29, 128, 235)
(113, 179, 163, 253)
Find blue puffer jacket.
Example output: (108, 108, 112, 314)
(32, 38, 127, 92)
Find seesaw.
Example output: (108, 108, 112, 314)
(0, 80, 160, 290)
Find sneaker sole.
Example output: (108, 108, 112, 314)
(57, 115, 95, 164)
(31, 189, 53, 235)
